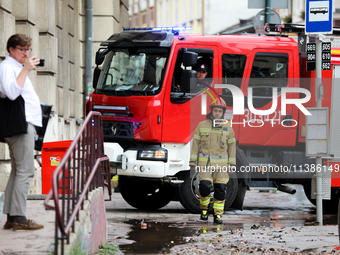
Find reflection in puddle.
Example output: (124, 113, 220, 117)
(117, 220, 200, 254)
(114, 212, 337, 254)
(117, 220, 244, 254)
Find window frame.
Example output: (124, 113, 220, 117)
(248, 52, 289, 98)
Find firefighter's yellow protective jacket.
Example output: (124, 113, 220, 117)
(190, 117, 236, 169)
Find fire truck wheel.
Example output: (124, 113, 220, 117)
(118, 176, 176, 210)
(177, 171, 238, 214)
(302, 182, 339, 213)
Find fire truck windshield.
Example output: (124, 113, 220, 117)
(95, 48, 169, 96)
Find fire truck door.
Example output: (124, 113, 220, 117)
(162, 46, 217, 144)
(237, 50, 298, 147)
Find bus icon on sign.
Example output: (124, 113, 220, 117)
(310, 7, 328, 15)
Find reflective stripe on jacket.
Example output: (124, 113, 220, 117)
(190, 118, 236, 168)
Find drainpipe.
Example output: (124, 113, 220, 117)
(85, 0, 92, 100)
(202, 0, 204, 35)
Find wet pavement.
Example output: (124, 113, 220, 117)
(103, 185, 339, 254)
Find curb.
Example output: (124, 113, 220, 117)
(0, 192, 4, 222)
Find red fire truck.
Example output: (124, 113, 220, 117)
(85, 25, 340, 213)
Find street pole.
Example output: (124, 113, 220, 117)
(265, 0, 271, 24)
(315, 35, 323, 225)
(85, 0, 93, 100)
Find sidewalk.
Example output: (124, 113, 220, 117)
(0, 198, 55, 255)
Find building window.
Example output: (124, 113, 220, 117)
(135, 14, 139, 27)
(197, 0, 202, 20)
(129, 16, 133, 28)
(142, 11, 146, 25)
(134, 2, 138, 14)
(165, 0, 169, 25)
(149, 7, 154, 25)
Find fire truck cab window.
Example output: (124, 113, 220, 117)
(171, 48, 214, 103)
(249, 53, 288, 97)
(221, 54, 247, 96)
(95, 48, 169, 96)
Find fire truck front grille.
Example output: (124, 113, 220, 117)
(103, 121, 133, 140)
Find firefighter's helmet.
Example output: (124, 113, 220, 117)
(209, 98, 227, 113)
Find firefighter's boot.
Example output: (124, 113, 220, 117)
(200, 210, 208, 221)
(199, 194, 210, 221)
(213, 214, 223, 224)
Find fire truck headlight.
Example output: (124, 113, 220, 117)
(137, 149, 168, 162)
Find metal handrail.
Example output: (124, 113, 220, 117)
(44, 111, 111, 255)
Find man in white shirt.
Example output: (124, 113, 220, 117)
(0, 34, 43, 230)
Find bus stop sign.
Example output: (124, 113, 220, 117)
(305, 0, 333, 34)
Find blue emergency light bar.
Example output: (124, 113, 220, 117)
(124, 26, 192, 34)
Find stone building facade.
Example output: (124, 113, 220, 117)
(129, 0, 204, 34)
(0, 0, 129, 193)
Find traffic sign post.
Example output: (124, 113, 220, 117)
(315, 37, 324, 225)
(248, 0, 288, 9)
(305, 0, 333, 226)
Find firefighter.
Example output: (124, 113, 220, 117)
(189, 99, 236, 224)
(195, 58, 210, 90)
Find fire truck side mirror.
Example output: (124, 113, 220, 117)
(182, 51, 198, 67)
(95, 51, 105, 66)
(181, 70, 197, 92)
(93, 67, 101, 89)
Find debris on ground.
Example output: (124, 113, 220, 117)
(170, 225, 340, 254)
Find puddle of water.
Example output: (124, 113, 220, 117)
(304, 214, 338, 225)
(106, 185, 338, 254)
(113, 214, 338, 254)
(116, 220, 245, 254)
(117, 220, 201, 254)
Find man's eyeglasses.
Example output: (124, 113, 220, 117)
(16, 47, 32, 53)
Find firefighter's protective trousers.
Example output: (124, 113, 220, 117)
(190, 118, 236, 215)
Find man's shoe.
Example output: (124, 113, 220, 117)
(3, 222, 12, 229)
(200, 210, 208, 221)
(12, 219, 44, 231)
(213, 214, 222, 224)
